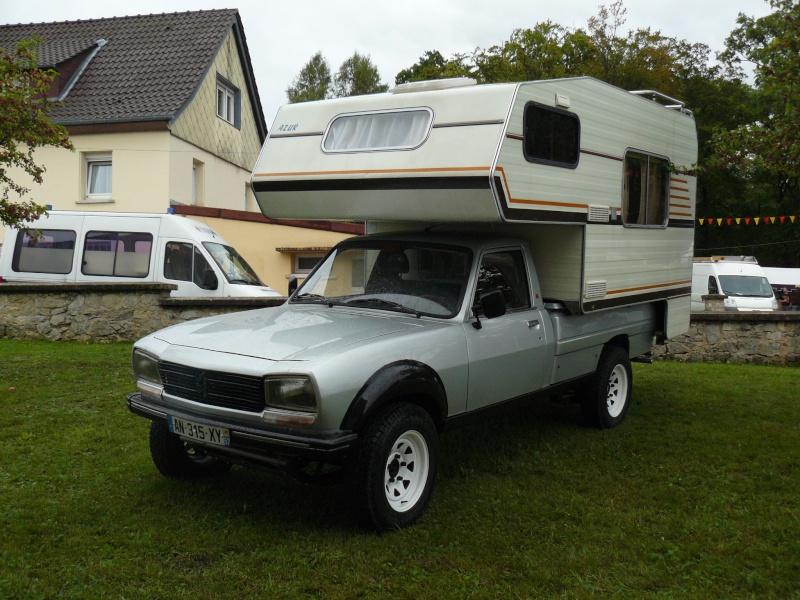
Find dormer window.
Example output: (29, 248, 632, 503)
(216, 75, 240, 128)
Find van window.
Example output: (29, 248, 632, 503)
(623, 151, 670, 227)
(12, 229, 76, 274)
(164, 242, 218, 290)
(322, 109, 432, 152)
(82, 231, 152, 277)
(523, 102, 580, 168)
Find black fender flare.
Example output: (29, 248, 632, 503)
(340, 360, 447, 432)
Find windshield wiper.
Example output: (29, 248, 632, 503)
(293, 293, 335, 307)
(345, 297, 421, 317)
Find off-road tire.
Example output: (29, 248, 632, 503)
(582, 345, 632, 429)
(350, 403, 439, 532)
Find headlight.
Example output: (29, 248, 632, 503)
(265, 376, 317, 413)
(132, 349, 162, 384)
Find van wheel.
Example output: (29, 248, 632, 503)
(149, 420, 232, 478)
(582, 346, 632, 429)
(350, 403, 439, 532)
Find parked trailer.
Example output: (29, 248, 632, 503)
(127, 77, 698, 531)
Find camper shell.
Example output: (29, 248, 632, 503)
(253, 76, 696, 334)
(127, 77, 698, 531)
(691, 256, 776, 312)
(0, 211, 280, 298)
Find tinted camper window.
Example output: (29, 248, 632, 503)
(12, 229, 76, 274)
(82, 231, 152, 277)
(523, 102, 580, 168)
(623, 151, 670, 227)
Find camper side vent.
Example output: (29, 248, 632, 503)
(584, 281, 607, 299)
(588, 205, 610, 223)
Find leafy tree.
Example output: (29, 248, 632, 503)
(395, 50, 473, 84)
(286, 51, 332, 103)
(1, 37, 73, 229)
(332, 52, 388, 97)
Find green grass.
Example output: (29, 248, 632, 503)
(1, 340, 798, 599)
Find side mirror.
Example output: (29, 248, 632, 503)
(200, 270, 218, 290)
(480, 288, 507, 319)
(708, 277, 719, 294)
(288, 276, 298, 297)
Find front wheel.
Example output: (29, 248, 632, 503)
(582, 345, 632, 429)
(350, 403, 439, 532)
(149, 420, 232, 478)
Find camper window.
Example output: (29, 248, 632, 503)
(12, 229, 76, 274)
(82, 231, 152, 278)
(623, 151, 670, 227)
(522, 102, 580, 168)
(322, 108, 432, 152)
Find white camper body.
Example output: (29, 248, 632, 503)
(253, 76, 697, 337)
(691, 257, 776, 312)
(0, 211, 280, 298)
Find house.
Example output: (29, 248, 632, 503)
(0, 10, 359, 292)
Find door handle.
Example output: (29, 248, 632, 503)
(527, 319, 540, 328)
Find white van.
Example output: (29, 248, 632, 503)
(691, 256, 776, 312)
(0, 211, 281, 298)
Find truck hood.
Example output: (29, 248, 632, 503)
(152, 304, 434, 361)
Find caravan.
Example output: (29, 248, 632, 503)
(0, 211, 280, 298)
(126, 77, 697, 530)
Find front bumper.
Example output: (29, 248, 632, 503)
(127, 392, 357, 465)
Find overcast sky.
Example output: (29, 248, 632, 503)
(1, 0, 773, 127)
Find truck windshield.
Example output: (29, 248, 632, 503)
(203, 242, 264, 285)
(293, 242, 472, 318)
(718, 275, 774, 297)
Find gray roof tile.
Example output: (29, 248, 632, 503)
(0, 9, 264, 132)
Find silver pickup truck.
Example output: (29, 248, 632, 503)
(128, 230, 659, 531)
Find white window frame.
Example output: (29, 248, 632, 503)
(83, 152, 113, 202)
(216, 77, 239, 127)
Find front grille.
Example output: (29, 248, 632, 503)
(158, 362, 265, 413)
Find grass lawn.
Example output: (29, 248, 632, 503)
(0, 339, 798, 599)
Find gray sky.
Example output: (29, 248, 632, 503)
(1, 0, 773, 127)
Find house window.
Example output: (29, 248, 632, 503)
(85, 153, 112, 200)
(216, 76, 240, 127)
(623, 150, 670, 227)
(295, 253, 325, 274)
(192, 160, 205, 206)
(522, 102, 580, 168)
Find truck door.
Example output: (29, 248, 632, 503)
(464, 249, 549, 411)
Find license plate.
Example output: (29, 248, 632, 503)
(168, 415, 230, 447)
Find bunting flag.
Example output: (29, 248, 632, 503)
(697, 215, 799, 225)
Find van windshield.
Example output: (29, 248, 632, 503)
(718, 275, 774, 298)
(203, 242, 264, 286)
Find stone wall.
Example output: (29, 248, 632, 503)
(0, 283, 284, 343)
(654, 311, 800, 366)
(1, 284, 798, 366)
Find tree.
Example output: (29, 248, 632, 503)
(1, 37, 73, 229)
(395, 50, 473, 84)
(286, 51, 332, 103)
(332, 52, 388, 98)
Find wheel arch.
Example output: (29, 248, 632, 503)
(340, 360, 447, 432)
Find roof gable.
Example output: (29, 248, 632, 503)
(0, 9, 265, 137)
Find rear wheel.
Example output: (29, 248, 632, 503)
(350, 403, 439, 532)
(582, 345, 632, 429)
(149, 420, 232, 478)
